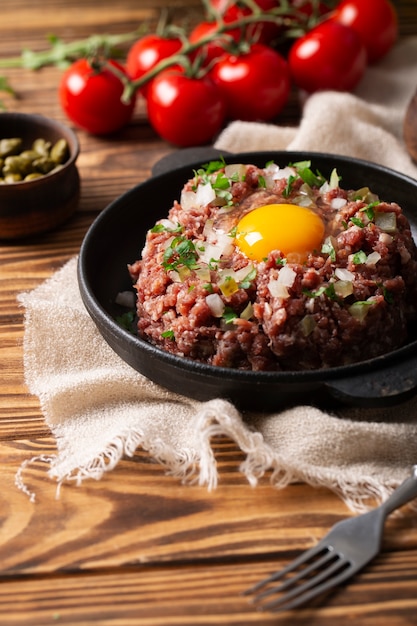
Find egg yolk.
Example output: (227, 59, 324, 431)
(235, 203, 325, 263)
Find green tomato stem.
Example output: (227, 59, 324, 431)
(0, 29, 145, 70)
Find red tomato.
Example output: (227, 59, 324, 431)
(210, 43, 290, 121)
(146, 68, 226, 146)
(291, 0, 332, 19)
(126, 34, 182, 95)
(288, 20, 367, 93)
(209, 0, 280, 44)
(59, 59, 136, 135)
(189, 20, 240, 66)
(332, 0, 398, 63)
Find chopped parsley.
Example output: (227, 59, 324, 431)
(283, 174, 297, 198)
(239, 266, 257, 289)
(115, 310, 135, 332)
(161, 330, 175, 340)
(291, 160, 327, 187)
(321, 238, 336, 262)
(223, 307, 238, 323)
(151, 222, 183, 234)
(162, 236, 200, 272)
(350, 216, 365, 228)
(258, 175, 266, 188)
(303, 283, 337, 300)
(196, 158, 226, 178)
(351, 250, 367, 265)
(360, 201, 379, 221)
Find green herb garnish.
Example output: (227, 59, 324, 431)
(350, 217, 365, 228)
(239, 266, 257, 290)
(303, 283, 337, 300)
(351, 250, 367, 265)
(115, 310, 135, 332)
(162, 236, 200, 272)
(151, 222, 183, 234)
(223, 307, 238, 323)
(321, 238, 336, 262)
(283, 174, 297, 198)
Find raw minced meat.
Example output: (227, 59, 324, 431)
(128, 160, 417, 371)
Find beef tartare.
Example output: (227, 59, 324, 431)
(128, 159, 417, 371)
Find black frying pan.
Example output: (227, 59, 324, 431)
(78, 150, 417, 411)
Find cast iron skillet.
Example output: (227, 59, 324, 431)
(78, 150, 417, 411)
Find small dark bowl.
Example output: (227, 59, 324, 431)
(0, 112, 80, 239)
(78, 151, 417, 412)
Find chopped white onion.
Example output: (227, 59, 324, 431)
(268, 279, 290, 298)
(205, 293, 225, 317)
(115, 291, 136, 308)
(331, 197, 347, 210)
(224, 163, 246, 180)
(379, 232, 393, 245)
(335, 267, 355, 281)
(277, 265, 297, 287)
(293, 194, 314, 208)
(202, 218, 215, 241)
(329, 168, 340, 189)
(196, 182, 216, 206)
(300, 314, 316, 337)
(334, 280, 354, 298)
(240, 302, 254, 320)
(375, 211, 397, 233)
(218, 264, 255, 285)
(180, 189, 197, 210)
(197, 232, 234, 264)
(155, 219, 175, 231)
(348, 300, 373, 322)
(264, 165, 296, 189)
(195, 266, 211, 281)
(400, 247, 411, 264)
(366, 251, 381, 265)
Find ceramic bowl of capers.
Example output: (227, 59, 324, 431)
(0, 112, 80, 239)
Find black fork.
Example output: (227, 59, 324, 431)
(244, 466, 417, 611)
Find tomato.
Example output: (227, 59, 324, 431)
(288, 20, 367, 93)
(210, 43, 290, 121)
(126, 34, 182, 95)
(146, 68, 226, 146)
(209, 0, 280, 44)
(59, 59, 136, 135)
(189, 20, 240, 66)
(291, 0, 333, 20)
(332, 0, 398, 63)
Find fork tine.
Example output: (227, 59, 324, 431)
(260, 558, 354, 612)
(254, 549, 337, 600)
(243, 542, 327, 595)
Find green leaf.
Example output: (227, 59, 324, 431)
(223, 307, 238, 324)
(350, 217, 364, 228)
(352, 250, 367, 265)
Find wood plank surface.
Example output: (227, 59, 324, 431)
(1, 1, 417, 624)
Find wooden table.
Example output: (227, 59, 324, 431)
(1, 1, 417, 623)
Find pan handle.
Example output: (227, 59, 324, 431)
(324, 353, 417, 407)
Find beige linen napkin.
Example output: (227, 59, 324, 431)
(17, 37, 417, 508)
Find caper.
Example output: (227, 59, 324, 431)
(50, 138, 69, 164)
(32, 156, 55, 175)
(0, 137, 23, 158)
(32, 137, 52, 157)
(0, 135, 70, 184)
(24, 172, 44, 181)
(3, 155, 34, 177)
(4, 172, 23, 183)
(20, 149, 40, 161)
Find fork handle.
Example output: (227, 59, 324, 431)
(378, 465, 417, 517)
